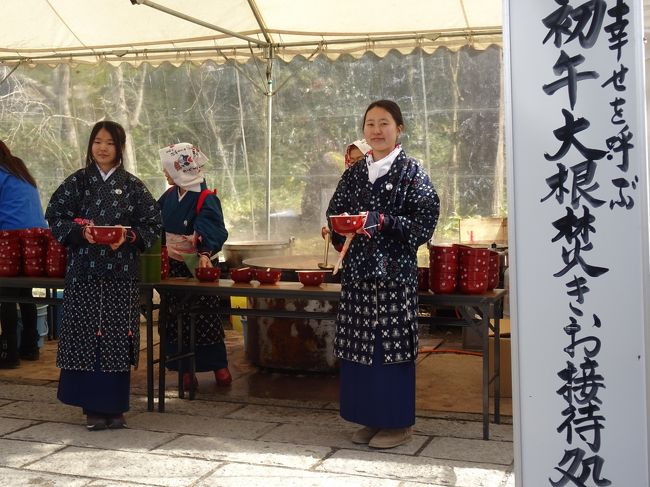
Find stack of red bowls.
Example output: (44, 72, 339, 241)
(487, 250, 500, 290)
(46, 235, 67, 277)
(456, 245, 490, 294)
(161, 245, 169, 280)
(0, 230, 21, 277)
(20, 228, 49, 277)
(429, 245, 458, 294)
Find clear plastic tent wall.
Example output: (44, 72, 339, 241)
(0, 1, 504, 255)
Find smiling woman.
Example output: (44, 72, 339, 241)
(326, 99, 441, 450)
(45, 120, 162, 431)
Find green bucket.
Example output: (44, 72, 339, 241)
(139, 238, 162, 283)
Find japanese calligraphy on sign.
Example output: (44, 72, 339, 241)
(507, 0, 648, 485)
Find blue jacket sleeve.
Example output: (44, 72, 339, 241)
(194, 194, 228, 255)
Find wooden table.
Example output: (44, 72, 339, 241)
(0, 276, 505, 440)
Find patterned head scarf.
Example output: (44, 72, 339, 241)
(159, 143, 208, 190)
(344, 139, 372, 168)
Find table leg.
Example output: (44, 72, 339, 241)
(480, 305, 490, 440)
(158, 301, 168, 412)
(144, 288, 154, 412)
(493, 301, 501, 425)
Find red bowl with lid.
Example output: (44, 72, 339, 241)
(0, 263, 20, 277)
(429, 272, 457, 294)
(458, 278, 488, 294)
(18, 227, 49, 239)
(329, 214, 365, 234)
(0, 247, 21, 261)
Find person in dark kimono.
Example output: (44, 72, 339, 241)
(326, 100, 440, 449)
(157, 143, 231, 391)
(45, 121, 162, 431)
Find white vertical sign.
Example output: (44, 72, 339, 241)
(504, 0, 650, 485)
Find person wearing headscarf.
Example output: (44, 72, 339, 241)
(320, 139, 373, 241)
(46, 121, 162, 430)
(157, 143, 231, 391)
(344, 139, 372, 169)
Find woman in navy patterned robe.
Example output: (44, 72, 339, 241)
(46, 121, 162, 430)
(326, 100, 440, 449)
(157, 143, 231, 390)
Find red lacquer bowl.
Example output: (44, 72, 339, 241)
(0, 264, 21, 277)
(195, 266, 221, 282)
(253, 268, 282, 284)
(329, 214, 365, 234)
(89, 226, 125, 244)
(18, 227, 49, 238)
(230, 266, 253, 283)
(296, 270, 330, 286)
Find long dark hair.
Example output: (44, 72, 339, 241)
(362, 99, 405, 129)
(0, 140, 37, 187)
(85, 120, 127, 168)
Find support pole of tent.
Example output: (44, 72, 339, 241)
(265, 50, 274, 240)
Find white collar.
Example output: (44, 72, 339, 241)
(366, 145, 401, 184)
(96, 162, 120, 181)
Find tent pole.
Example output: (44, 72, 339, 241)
(131, 0, 266, 46)
(265, 53, 273, 240)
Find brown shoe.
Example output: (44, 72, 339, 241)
(86, 414, 108, 431)
(368, 427, 412, 449)
(351, 426, 380, 444)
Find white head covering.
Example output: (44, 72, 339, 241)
(159, 143, 208, 191)
(345, 139, 372, 168)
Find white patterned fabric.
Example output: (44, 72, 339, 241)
(335, 279, 418, 365)
(159, 143, 208, 191)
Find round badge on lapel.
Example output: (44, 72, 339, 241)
(385, 183, 393, 191)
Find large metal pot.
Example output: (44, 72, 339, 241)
(222, 239, 293, 268)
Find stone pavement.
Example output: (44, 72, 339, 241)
(0, 378, 515, 486)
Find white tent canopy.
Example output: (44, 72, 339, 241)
(2, 0, 502, 66)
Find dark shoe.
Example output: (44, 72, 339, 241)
(0, 340, 19, 368)
(182, 373, 199, 391)
(107, 414, 127, 429)
(86, 414, 108, 431)
(19, 349, 40, 361)
(351, 426, 380, 444)
(214, 367, 232, 386)
(0, 357, 20, 369)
